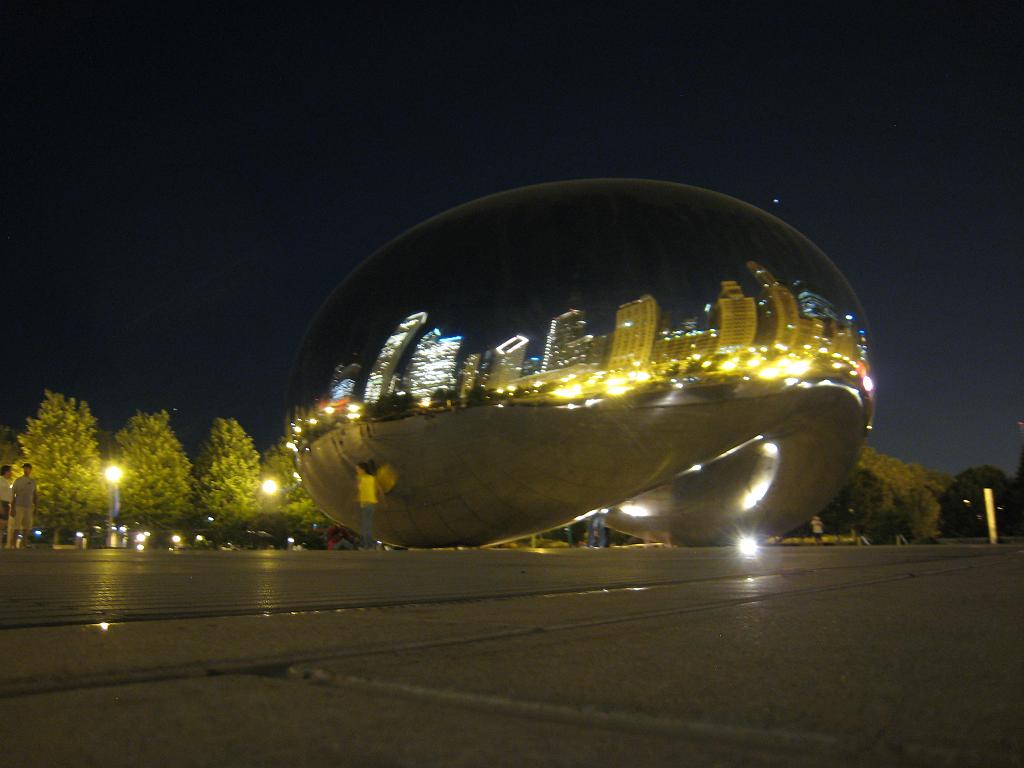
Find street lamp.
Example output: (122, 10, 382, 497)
(104, 465, 123, 548)
(261, 478, 279, 496)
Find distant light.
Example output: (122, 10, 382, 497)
(136, 543, 145, 551)
(322, 405, 335, 414)
(98, 622, 110, 631)
(688, 464, 702, 473)
(419, 397, 432, 408)
(118, 525, 127, 533)
(144, 531, 151, 538)
(285, 441, 298, 451)
(762, 442, 778, 456)
(195, 534, 205, 542)
(207, 516, 215, 522)
(75, 531, 84, 538)
(772, 198, 780, 204)
(135, 533, 146, 543)
(261, 478, 280, 495)
(34, 530, 42, 537)
(104, 465, 123, 484)
(738, 537, 759, 556)
(171, 534, 182, 544)
(863, 375, 874, 392)
(287, 537, 295, 544)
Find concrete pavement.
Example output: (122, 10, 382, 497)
(0, 546, 1020, 766)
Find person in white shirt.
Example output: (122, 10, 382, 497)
(0, 465, 13, 547)
(11, 463, 37, 549)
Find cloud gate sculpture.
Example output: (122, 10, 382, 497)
(288, 179, 873, 546)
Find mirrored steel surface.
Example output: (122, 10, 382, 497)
(288, 180, 872, 546)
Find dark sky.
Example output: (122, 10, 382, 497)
(3, 3, 1022, 474)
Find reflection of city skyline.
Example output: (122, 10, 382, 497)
(353, 261, 868, 408)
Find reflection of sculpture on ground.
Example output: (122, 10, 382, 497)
(288, 179, 873, 547)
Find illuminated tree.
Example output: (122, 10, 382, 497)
(18, 391, 105, 540)
(115, 411, 192, 530)
(820, 446, 948, 541)
(194, 417, 260, 536)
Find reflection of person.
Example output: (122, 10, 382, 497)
(11, 464, 37, 549)
(810, 515, 824, 545)
(356, 462, 379, 550)
(326, 524, 358, 550)
(587, 509, 607, 548)
(0, 465, 13, 547)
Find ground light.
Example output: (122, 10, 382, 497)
(737, 536, 759, 556)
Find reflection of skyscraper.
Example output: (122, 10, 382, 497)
(329, 363, 360, 401)
(608, 295, 659, 370)
(797, 291, 840, 323)
(364, 312, 428, 403)
(542, 309, 587, 371)
(489, 335, 529, 387)
(748, 261, 799, 348)
(709, 282, 756, 351)
(522, 356, 543, 377)
(406, 330, 462, 398)
(458, 353, 481, 399)
(587, 334, 609, 368)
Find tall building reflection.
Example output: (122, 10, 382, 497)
(405, 330, 462, 398)
(364, 311, 428, 403)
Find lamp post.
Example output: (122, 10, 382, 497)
(260, 478, 285, 547)
(104, 465, 123, 548)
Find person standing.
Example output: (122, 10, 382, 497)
(0, 465, 13, 548)
(11, 463, 37, 549)
(810, 515, 824, 545)
(587, 509, 607, 548)
(355, 462, 379, 550)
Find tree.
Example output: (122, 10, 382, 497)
(938, 465, 1011, 538)
(819, 446, 948, 542)
(115, 411, 193, 530)
(18, 391, 106, 540)
(194, 417, 261, 537)
(259, 438, 325, 543)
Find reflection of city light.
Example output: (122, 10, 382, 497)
(758, 367, 780, 379)
(554, 384, 581, 398)
(721, 360, 737, 371)
(286, 441, 297, 451)
(635, 371, 651, 381)
(620, 503, 649, 517)
(688, 464, 702, 472)
(419, 397, 432, 408)
(322, 406, 335, 414)
(762, 442, 778, 456)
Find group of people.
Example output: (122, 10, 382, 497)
(0, 464, 38, 549)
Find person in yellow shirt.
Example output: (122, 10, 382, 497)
(356, 462, 379, 550)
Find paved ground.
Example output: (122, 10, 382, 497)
(0, 545, 1020, 766)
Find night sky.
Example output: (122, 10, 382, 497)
(4, 3, 1022, 474)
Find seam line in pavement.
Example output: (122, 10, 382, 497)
(289, 671, 1018, 768)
